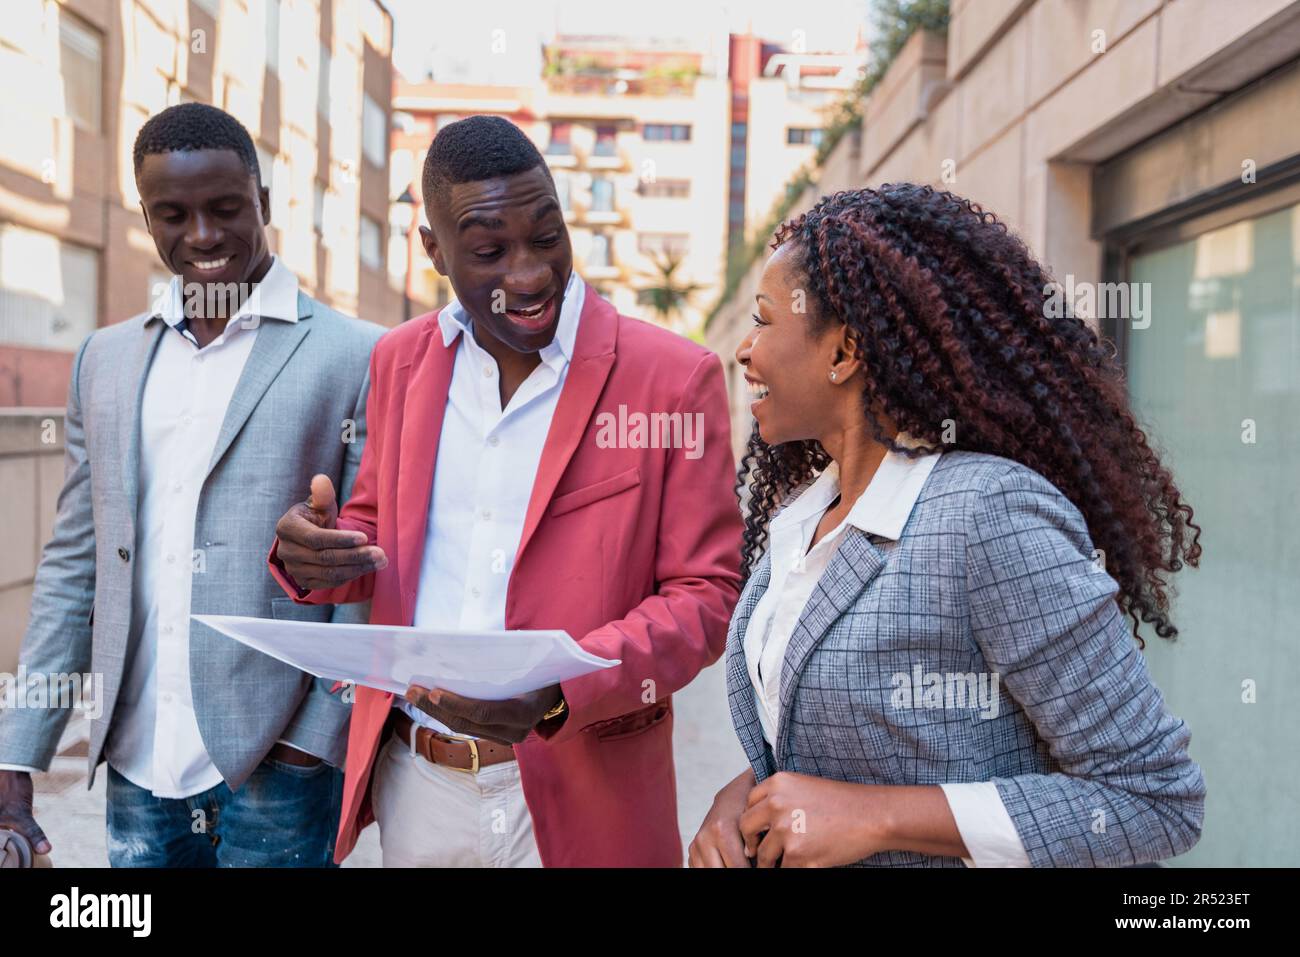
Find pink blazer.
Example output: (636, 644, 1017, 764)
(269, 283, 742, 865)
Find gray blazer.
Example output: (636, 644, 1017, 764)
(726, 451, 1206, 867)
(0, 292, 384, 789)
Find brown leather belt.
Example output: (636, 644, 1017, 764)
(388, 708, 516, 773)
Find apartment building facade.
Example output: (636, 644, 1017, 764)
(0, 0, 399, 409)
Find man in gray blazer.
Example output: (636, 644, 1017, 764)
(0, 103, 384, 866)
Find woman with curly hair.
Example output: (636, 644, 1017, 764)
(688, 183, 1206, 868)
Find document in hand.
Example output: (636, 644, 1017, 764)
(191, 615, 620, 698)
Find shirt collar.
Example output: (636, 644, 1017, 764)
(437, 270, 584, 371)
(151, 255, 301, 332)
(773, 433, 942, 542)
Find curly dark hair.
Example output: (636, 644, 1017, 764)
(133, 102, 260, 182)
(737, 183, 1202, 643)
(423, 114, 551, 215)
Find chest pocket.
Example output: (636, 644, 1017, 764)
(549, 466, 641, 518)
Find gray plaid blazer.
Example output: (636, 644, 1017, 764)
(0, 293, 384, 789)
(726, 450, 1206, 867)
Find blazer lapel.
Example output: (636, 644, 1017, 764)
(774, 528, 888, 765)
(395, 316, 457, 625)
(726, 555, 776, 779)
(118, 317, 166, 520)
(513, 282, 616, 568)
(204, 294, 312, 478)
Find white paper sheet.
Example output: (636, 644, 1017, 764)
(191, 614, 619, 698)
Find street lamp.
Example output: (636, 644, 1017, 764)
(393, 186, 417, 323)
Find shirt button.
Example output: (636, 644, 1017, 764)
(162, 624, 173, 635)
(162, 693, 173, 704)
(173, 482, 182, 492)
(167, 554, 176, 564)
(482, 365, 494, 377)
(183, 415, 193, 426)
(470, 586, 481, 598)
(480, 509, 492, 521)
(118, 547, 130, 562)
(487, 435, 499, 447)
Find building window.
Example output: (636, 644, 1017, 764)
(58, 10, 102, 132)
(0, 223, 98, 351)
(638, 233, 690, 257)
(588, 233, 611, 268)
(787, 127, 824, 146)
(1123, 195, 1300, 812)
(638, 178, 690, 198)
(317, 45, 331, 118)
(643, 123, 691, 142)
(360, 215, 383, 270)
(546, 122, 572, 155)
(265, 0, 281, 75)
(590, 177, 614, 212)
(363, 94, 387, 167)
(313, 183, 326, 236)
(255, 144, 274, 189)
(594, 125, 618, 156)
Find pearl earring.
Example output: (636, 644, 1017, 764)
(830, 371, 837, 381)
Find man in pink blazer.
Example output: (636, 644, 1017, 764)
(267, 116, 741, 866)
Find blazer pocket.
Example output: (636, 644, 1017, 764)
(549, 466, 641, 518)
(590, 700, 671, 741)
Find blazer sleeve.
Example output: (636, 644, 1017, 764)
(537, 351, 743, 742)
(966, 465, 1206, 867)
(0, 337, 97, 769)
(268, 346, 382, 607)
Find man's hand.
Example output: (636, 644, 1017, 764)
(404, 684, 563, 745)
(739, 771, 891, 868)
(0, 770, 51, 855)
(688, 766, 756, 867)
(274, 474, 387, 591)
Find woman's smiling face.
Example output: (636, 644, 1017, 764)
(735, 242, 847, 446)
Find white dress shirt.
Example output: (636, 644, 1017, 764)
(396, 271, 584, 737)
(743, 441, 1030, 867)
(105, 257, 299, 798)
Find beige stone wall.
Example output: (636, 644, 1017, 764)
(0, 410, 65, 673)
(706, 0, 1300, 456)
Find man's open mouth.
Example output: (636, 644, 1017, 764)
(504, 295, 557, 332)
(189, 256, 235, 274)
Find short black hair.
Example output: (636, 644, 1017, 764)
(133, 102, 261, 183)
(422, 114, 549, 214)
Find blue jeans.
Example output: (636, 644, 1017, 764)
(105, 757, 343, 867)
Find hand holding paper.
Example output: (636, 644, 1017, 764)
(404, 684, 565, 744)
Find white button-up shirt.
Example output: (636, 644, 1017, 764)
(104, 256, 300, 798)
(396, 271, 584, 737)
(743, 441, 1030, 867)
